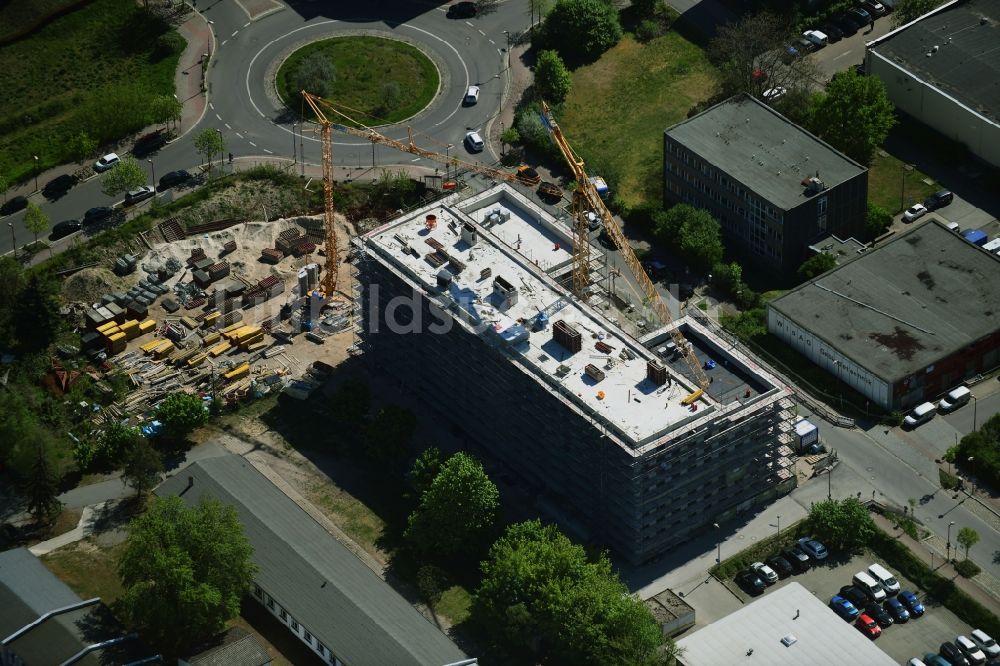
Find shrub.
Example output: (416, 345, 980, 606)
(940, 468, 961, 491)
(711, 521, 809, 579)
(635, 19, 661, 42)
(955, 559, 981, 578)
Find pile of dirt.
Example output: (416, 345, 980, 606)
(61, 267, 132, 304)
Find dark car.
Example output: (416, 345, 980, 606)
(833, 13, 861, 34)
(446, 1, 477, 18)
(782, 546, 811, 572)
(830, 595, 860, 621)
(766, 555, 794, 578)
(862, 0, 888, 16)
(0, 196, 28, 216)
(847, 6, 873, 24)
(43, 174, 77, 199)
(884, 597, 910, 623)
(924, 189, 954, 210)
(158, 169, 191, 191)
(82, 206, 114, 226)
(820, 22, 844, 41)
(49, 219, 82, 240)
(941, 641, 972, 666)
(864, 601, 894, 628)
(899, 590, 925, 617)
(840, 585, 869, 609)
(925, 653, 953, 666)
(737, 569, 766, 596)
(132, 130, 167, 157)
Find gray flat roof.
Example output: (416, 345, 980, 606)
(677, 582, 897, 666)
(770, 219, 1000, 382)
(155, 455, 468, 666)
(870, 0, 1000, 123)
(664, 94, 866, 211)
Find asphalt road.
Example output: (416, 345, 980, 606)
(0, 0, 532, 255)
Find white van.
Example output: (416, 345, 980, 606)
(868, 563, 901, 595)
(939, 386, 971, 412)
(803, 30, 828, 47)
(853, 571, 886, 601)
(903, 401, 936, 428)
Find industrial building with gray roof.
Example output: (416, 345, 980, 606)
(768, 219, 1000, 409)
(155, 454, 470, 666)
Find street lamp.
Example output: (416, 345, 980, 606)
(713, 522, 721, 565)
(7, 222, 14, 257)
(971, 394, 978, 431)
(968, 457, 976, 493)
(33, 155, 39, 192)
(900, 163, 914, 212)
(502, 30, 511, 68)
(446, 144, 452, 180)
(146, 159, 155, 188)
(776, 515, 781, 538)
(947, 521, 956, 561)
(215, 128, 223, 170)
(292, 123, 297, 163)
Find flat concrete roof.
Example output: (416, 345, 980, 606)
(677, 583, 898, 666)
(363, 185, 785, 449)
(664, 94, 866, 211)
(870, 0, 1000, 123)
(808, 233, 867, 265)
(770, 219, 1000, 383)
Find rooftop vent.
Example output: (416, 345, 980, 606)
(802, 176, 826, 194)
(781, 635, 798, 647)
(553, 319, 582, 354)
(493, 276, 518, 309)
(437, 268, 453, 289)
(461, 222, 478, 247)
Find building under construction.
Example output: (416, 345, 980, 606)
(355, 184, 795, 565)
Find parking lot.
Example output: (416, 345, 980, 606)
(724, 551, 979, 664)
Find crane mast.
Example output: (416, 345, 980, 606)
(301, 91, 340, 299)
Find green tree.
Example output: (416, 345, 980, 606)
(710, 261, 743, 296)
(379, 81, 402, 116)
(363, 405, 416, 463)
(405, 452, 499, 559)
(149, 94, 183, 126)
(23, 202, 49, 246)
(67, 132, 98, 163)
(797, 252, 836, 280)
(0, 257, 24, 347)
(529, 0, 554, 27)
(96, 421, 144, 469)
(330, 378, 371, 425)
(410, 446, 443, 499)
(720, 309, 767, 341)
(121, 438, 163, 504)
(194, 128, 227, 170)
(540, 0, 622, 66)
(893, 0, 938, 26)
(866, 202, 893, 237)
(295, 52, 336, 99)
(807, 497, 876, 550)
(153, 392, 208, 445)
(102, 156, 148, 197)
(675, 206, 723, 273)
(808, 70, 896, 165)
(23, 441, 62, 525)
(473, 520, 674, 665)
(0, 173, 8, 203)
(957, 527, 980, 560)
(118, 496, 257, 652)
(14, 274, 60, 352)
(534, 50, 572, 104)
(500, 126, 521, 147)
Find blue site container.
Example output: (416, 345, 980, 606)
(962, 229, 988, 246)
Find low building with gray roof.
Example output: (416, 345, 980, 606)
(867, 0, 1000, 168)
(155, 454, 471, 666)
(663, 94, 868, 273)
(768, 218, 1000, 409)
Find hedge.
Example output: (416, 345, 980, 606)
(711, 521, 810, 580)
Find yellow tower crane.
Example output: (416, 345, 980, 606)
(540, 102, 710, 391)
(301, 91, 340, 299)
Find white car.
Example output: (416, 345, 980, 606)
(971, 629, 1000, 659)
(463, 85, 480, 105)
(94, 152, 120, 172)
(802, 29, 828, 47)
(125, 185, 155, 205)
(956, 635, 987, 664)
(903, 203, 927, 223)
(464, 131, 484, 153)
(763, 86, 787, 102)
(906, 659, 926, 666)
(751, 561, 778, 584)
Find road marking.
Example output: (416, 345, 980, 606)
(244, 22, 251, 28)
(215, 113, 222, 120)
(264, 148, 274, 154)
(209, 102, 215, 110)
(834, 50, 853, 60)
(465, 21, 473, 26)
(411, 157, 421, 162)
(225, 123, 232, 129)
(231, 30, 239, 37)
(478, 29, 486, 36)
(236, 132, 244, 138)
(249, 141, 257, 147)
(497, 48, 502, 54)
(489, 39, 495, 45)
(221, 39, 228, 46)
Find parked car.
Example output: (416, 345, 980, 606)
(447, 1, 478, 17)
(924, 653, 952, 666)
(840, 585, 869, 609)
(83, 206, 114, 226)
(903, 401, 936, 428)
(94, 152, 120, 172)
(899, 590, 924, 617)
(763, 86, 787, 102)
(907, 659, 927, 666)
(847, 6, 874, 24)
(956, 635, 987, 665)
(868, 563, 901, 595)
(830, 595, 859, 621)
(864, 601, 894, 628)
(782, 546, 811, 572)
(125, 185, 155, 205)
(751, 561, 778, 585)
(940, 641, 972, 666)
(158, 169, 191, 191)
(833, 13, 861, 34)
(862, 0, 888, 16)
(939, 386, 971, 412)
(49, 219, 82, 240)
(766, 555, 794, 578)
(738, 569, 766, 595)
(803, 29, 829, 47)
(856, 614, 882, 639)
(884, 597, 910, 623)
(0, 195, 28, 216)
(463, 85, 480, 106)
(924, 189, 954, 210)
(464, 131, 485, 153)
(798, 537, 828, 560)
(970, 630, 1000, 660)
(903, 203, 928, 222)
(43, 173, 77, 198)
(132, 130, 167, 156)
(820, 21, 844, 41)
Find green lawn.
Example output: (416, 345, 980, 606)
(277, 36, 439, 126)
(0, 0, 84, 42)
(0, 0, 183, 183)
(559, 32, 718, 208)
(41, 540, 126, 603)
(867, 150, 938, 214)
(436, 585, 472, 624)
